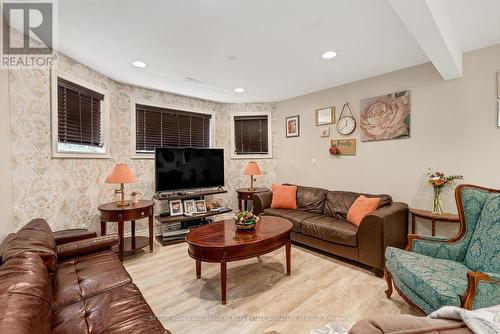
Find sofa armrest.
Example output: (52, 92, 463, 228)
(56, 234, 119, 260)
(461, 271, 500, 310)
(358, 202, 409, 273)
(252, 191, 273, 216)
(53, 228, 97, 245)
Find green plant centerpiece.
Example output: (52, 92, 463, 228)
(234, 210, 259, 230)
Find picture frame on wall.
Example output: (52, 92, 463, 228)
(315, 106, 335, 126)
(286, 115, 300, 138)
(497, 72, 500, 127)
(169, 199, 183, 216)
(319, 126, 330, 138)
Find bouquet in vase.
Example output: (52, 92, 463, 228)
(234, 210, 259, 230)
(427, 169, 463, 214)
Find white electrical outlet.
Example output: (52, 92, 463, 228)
(312, 158, 317, 166)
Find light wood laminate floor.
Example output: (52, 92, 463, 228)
(124, 241, 419, 334)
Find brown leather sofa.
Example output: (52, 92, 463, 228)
(253, 185, 408, 276)
(0, 218, 169, 334)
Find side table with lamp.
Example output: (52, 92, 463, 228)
(236, 161, 269, 211)
(99, 163, 154, 261)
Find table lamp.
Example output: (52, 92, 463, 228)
(243, 161, 261, 191)
(105, 163, 136, 207)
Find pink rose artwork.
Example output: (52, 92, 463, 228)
(360, 90, 410, 142)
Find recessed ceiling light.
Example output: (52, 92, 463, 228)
(234, 87, 245, 93)
(132, 60, 147, 68)
(321, 51, 337, 59)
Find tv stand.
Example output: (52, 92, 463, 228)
(154, 188, 231, 246)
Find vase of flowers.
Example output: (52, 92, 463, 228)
(427, 169, 463, 214)
(234, 210, 259, 230)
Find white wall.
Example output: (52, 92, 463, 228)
(0, 69, 13, 239)
(276, 45, 500, 236)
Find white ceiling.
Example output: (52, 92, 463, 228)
(57, 0, 500, 103)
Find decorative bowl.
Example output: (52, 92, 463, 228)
(235, 221, 256, 230)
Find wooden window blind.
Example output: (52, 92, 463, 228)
(57, 78, 104, 147)
(135, 104, 211, 152)
(234, 115, 269, 155)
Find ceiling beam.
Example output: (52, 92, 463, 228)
(388, 0, 463, 80)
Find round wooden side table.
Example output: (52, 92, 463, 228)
(410, 208, 460, 236)
(236, 187, 269, 211)
(98, 200, 154, 262)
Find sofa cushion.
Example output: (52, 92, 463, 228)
(52, 283, 167, 334)
(263, 208, 321, 232)
(0, 218, 57, 272)
(385, 247, 469, 311)
(0, 253, 52, 334)
(301, 216, 358, 247)
(464, 193, 500, 273)
(271, 184, 298, 209)
(53, 250, 132, 310)
(296, 185, 329, 214)
(323, 191, 392, 219)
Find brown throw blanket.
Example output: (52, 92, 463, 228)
(348, 314, 471, 334)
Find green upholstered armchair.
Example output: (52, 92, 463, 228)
(384, 184, 500, 314)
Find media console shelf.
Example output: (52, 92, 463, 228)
(154, 189, 231, 246)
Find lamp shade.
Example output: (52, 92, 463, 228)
(105, 163, 136, 184)
(243, 161, 261, 176)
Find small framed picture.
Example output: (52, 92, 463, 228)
(195, 200, 207, 213)
(286, 115, 300, 138)
(315, 106, 335, 126)
(169, 199, 183, 216)
(319, 126, 330, 138)
(184, 200, 196, 214)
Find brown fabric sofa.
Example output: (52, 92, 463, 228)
(0, 218, 169, 334)
(349, 314, 472, 333)
(253, 185, 408, 276)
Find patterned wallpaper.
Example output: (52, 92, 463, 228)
(8, 53, 278, 233)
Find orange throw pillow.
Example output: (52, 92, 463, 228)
(271, 184, 297, 210)
(347, 195, 381, 226)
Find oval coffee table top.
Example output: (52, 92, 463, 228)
(186, 216, 292, 248)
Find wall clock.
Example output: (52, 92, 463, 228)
(337, 102, 356, 135)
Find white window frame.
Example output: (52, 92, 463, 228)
(50, 70, 110, 158)
(230, 111, 273, 160)
(130, 99, 216, 159)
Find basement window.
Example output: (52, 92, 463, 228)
(230, 112, 272, 159)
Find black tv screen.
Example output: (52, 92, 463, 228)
(155, 147, 224, 192)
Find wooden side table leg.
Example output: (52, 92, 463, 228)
(238, 198, 242, 211)
(285, 239, 291, 275)
(411, 214, 416, 234)
(221, 262, 227, 305)
(196, 260, 201, 278)
(131, 220, 136, 250)
(148, 215, 154, 252)
(118, 221, 124, 262)
(243, 200, 247, 211)
(101, 220, 106, 236)
(432, 219, 436, 236)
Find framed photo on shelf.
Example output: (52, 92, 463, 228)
(183, 200, 196, 214)
(195, 200, 207, 213)
(169, 199, 183, 216)
(286, 115, 300, 138)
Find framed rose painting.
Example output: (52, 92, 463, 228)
(360, 90, 410, 142)
(286, 115, 300, 138)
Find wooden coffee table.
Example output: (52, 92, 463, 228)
(186, 216, 293, 304)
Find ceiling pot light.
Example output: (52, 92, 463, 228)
(321, 51, 337, 59)
(132, 60, 147, 68)
(234, 87, 245, 93)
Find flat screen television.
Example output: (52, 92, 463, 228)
(155, 147, 225, 192)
